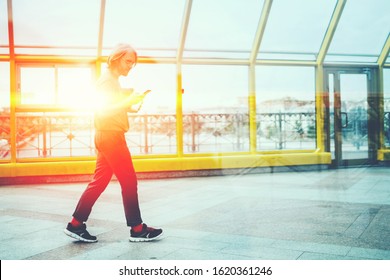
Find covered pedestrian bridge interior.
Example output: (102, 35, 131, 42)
(1, 0, 390, 263)
(0, 0, 390, 183)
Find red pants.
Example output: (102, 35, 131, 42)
(72, 131, 142, 227)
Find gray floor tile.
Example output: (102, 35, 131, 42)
(0, 166, 389, 260)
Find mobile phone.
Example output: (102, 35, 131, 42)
(143, 90, 152, 96)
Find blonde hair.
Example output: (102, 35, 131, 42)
(107, 43, 137, 68)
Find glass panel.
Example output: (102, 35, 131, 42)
(0, 62, 10, 109)
(339, 74, 368, 159)
(259, 0, 337, 60)
(20, 66, 95, 106)
(256, 66, 316, 150)
(57, 67, 96, 107)
(183, 50, 251, 60)
(104, 0, 185, 57)
(0, 62, 10, 160)
(119, 64, 177, 155)
(326, 0, 390, 63)
(12, 0, 100, 55)
(384, 68, 390, 147)
(16, 61, 178, 158)
(15, 110, 178, 158)
(182, 65, 249, 153)
(119, 64, 176, 114)
(20, 67, 56, 105)
(16, 112, 95, 158)
(184, 0, 263, 59)
(325, 54, 378, 64)
(0, 0, 8, 54)
(328, 74, 335, 159)
(13, 47, 97, 56)
(258, 52, 317, 61)
(99, 63, 177, 155)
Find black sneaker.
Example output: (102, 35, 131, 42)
(129, 224, 163, 242)
(64, 223, 98, 243)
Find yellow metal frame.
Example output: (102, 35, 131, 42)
(0, 151, 331, 178)
(377, 34, 390, 157)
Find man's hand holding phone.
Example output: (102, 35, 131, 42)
(128, 90, 151, 105)
(142, 90, 152, 96)
(128, 90, 152, 112)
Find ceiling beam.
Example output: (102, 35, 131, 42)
(316, 0, 346, 65)
(7, 0, 15, 59)
(378, 33, 390, 67)
(177, 0, 193, 63)
(250, 0, 272, 65)
(97, 0, 106, 59)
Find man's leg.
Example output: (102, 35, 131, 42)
(103, 138, 142, 227)
(72, 152, 113, 223)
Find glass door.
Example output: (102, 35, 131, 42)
(327, 69, 372, 166)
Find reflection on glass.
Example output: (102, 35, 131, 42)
(328, 74, 335, 159)
(256, 66, 316, 150)
(339, 74, 368, 160)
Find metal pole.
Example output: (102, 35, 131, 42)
(7, 0, 17, 163)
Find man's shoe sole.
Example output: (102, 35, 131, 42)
(64, 229, 98, 243)
(129, 232, 163, 242)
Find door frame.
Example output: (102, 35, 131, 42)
(323, 66, 380, 167)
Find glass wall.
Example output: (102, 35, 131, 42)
(325, 0, 390, 63)
(20, 68, 55, 105)
(0, 62, 10, 109)
(182, 65, 249, 153)
(259, 0, 336, 61)
(384, 68, 390, 147)
(19, 66, 95, 106)
(184, 0, 262, 59)
(119, 64, 176, 114)
(103, 0, 184, 57)
(16, 63, 178, 158)
(0, 62, 10, 160)
(12, 0, 100, 56)
(15, 111, 95, 158)
(16, 65, 96, 159)
(119, 64, 177, 155)
(0, 0, 8, 55)
(255, 66, 316, 150)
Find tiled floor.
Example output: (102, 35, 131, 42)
(0, 166, 389, 260)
